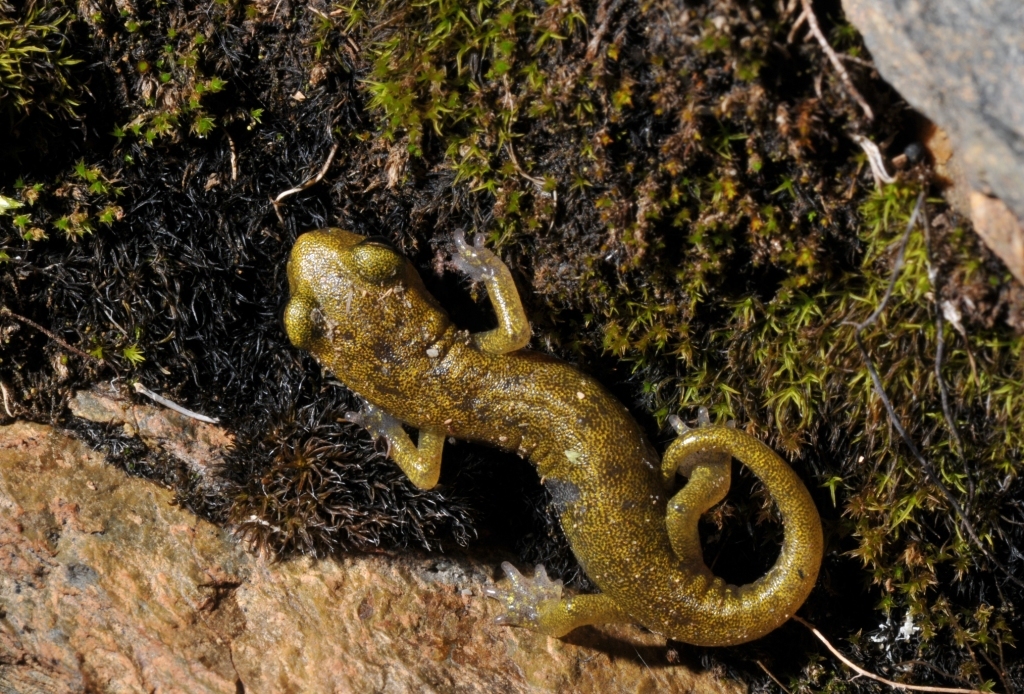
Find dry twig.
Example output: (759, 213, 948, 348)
(0, 307, 102, 365)
(133, 382, 220, 424)
(0, 381, 14, 418)
(272, 143, 340, 224)
(787, 7, 808, 44)
(852, 133, 896, 189)
(795, 617, 989, 693)
(756, 660, 793, 694)
(798, 0, 874, 121)
(921, 207, 967, 464)
(227, 133, 238, 182)
(505, 142, 549, 196)
(585, 0, 626, 61)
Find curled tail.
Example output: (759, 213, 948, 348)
(660, 422, 823, 645)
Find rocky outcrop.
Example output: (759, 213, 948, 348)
(0, 418, 740, 693)
(842, 0, 1024, 285)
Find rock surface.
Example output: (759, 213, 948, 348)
(69, 385, 232, 480)
(842, 0, 1024, 284)
(0, 420, 740, 694)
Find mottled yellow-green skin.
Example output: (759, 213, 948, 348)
(284, 228, 823, 646)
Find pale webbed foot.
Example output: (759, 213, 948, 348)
(667, 405, 733, 436)
(664, 406, 733, 484)
(485, 562, 564, 631)
(452, 229, 500, 282)
(485, 563, 632, 637)
(450, 230, 532, 355)
(344, 401, 401, 453)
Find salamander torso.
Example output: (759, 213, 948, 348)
(284, 228, 823, 646)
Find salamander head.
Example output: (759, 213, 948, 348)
(284, 228, 448, 374)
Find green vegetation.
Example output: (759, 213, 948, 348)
(108, 7, 240, 144)
(0, 1, 81, 123)
(9, 161, 123, 242)
(332, 0, 581, 243)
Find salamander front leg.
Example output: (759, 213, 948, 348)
(345, 401, 446, 490)
(485, 562, 629, 636)
(452, 230, 531, 355)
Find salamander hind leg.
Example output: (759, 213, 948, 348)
(657, 410, 824, 644)
(485, 562, 629, 637)
(345, 401, 445, 490)
(662, 409, 733, 563)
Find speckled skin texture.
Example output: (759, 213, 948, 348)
(284, 228, 823, 646)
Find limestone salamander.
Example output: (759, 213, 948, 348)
(283, 228, 823, 646)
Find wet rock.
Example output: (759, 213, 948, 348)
(842, 0, 1024, 284)
(0, 421, 740, 693)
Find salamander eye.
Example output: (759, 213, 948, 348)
(351, 238, 403, 283)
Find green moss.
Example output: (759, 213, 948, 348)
(11, 157, 123, 242)
(107, 7, 234, 144)
(0, 1, 81, 123)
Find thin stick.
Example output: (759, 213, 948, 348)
(132, 382, 220, 424)
(794, 617, 988, 693)
(0, 307, 102, 364)
(976, 646, 1016, 694)
(787, 8, 807, 44)
(0, 381, 13, 418)
(272, 142, 339, 223)
(504, 142, 546, 190)
(756, 660, 793, 694)
(227, 133, 238, 182)
(306, 5, 330, 20)
(921, 208, 967, 464)
(845, 191, 1024, 590)
(838, 53, 876, 68)
(799, 0, 874, 121)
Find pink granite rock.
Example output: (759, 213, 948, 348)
(0, 419, 740, 693)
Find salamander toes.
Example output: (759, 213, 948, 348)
(344, 402, 401, 456)
(485, 562, 563, 629)
(451, 229, 498, 281)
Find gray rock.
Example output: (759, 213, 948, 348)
(843, 0, 1024, 283)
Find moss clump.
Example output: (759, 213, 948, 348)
(0, 1, 81, 122)
(104, 5, 242, 144)
(751, 183, 1022, 691)
(0, 0, 90, 173)
(334, 0, 874, 384)
(227, 404, 476, 556)
(8, 161, 124, 242)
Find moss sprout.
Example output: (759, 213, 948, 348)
(0, 1, 81, 123)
